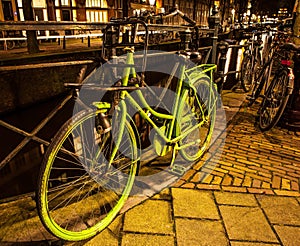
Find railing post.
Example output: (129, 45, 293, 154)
(208, 6, 220, 64)
(179, 28, 192, 51)
(217, 41, 229, 93)
(88, 35, 91, 47)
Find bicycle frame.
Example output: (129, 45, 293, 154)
(95, 49, 217, 166)
(247, 41, 278, 103)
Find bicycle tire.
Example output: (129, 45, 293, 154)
(240, 54, 253, 92)
(259, 69, 290, 131)
(6, 40, 15, 50)
(179, 76, 216, 161)
(37, 109, 138, 241)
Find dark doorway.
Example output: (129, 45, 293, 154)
(62, 9, 71, 21)
(62, 10, 72, 35)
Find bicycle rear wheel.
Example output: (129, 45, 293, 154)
(37, 109, 138, 241)
(259, 69, 290, 131)
(179, 76, 216, 161)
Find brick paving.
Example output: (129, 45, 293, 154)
(174, 92, 300, 197)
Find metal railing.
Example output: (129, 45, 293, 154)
(0, 20, 214, 173)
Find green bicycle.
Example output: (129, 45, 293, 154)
(36, 20, 218, 241)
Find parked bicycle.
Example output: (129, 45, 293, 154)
(258, 42, 298, 131)
(36, 13, 219, 241)
(246, 31, 291, 107)
(240, 29, 264, 93)
(0, 31, 27, 50)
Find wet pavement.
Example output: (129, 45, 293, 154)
(0, 89, 299, 245)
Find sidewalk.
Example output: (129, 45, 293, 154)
(86, 188, 300, 246)
(0, 90, 299, 245)
(73, 91, 300, 246)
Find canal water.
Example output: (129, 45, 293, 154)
(0, 56, 168, 200)
(0, 93, 75, 199)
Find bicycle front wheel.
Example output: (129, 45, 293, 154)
(37, 109, 138, 241)
(259, 69, 290, 131)
(179, 76, 217, 161)
(248, 59, 273, 106)
(240, 54, 254, 92)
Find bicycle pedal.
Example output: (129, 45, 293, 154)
(170, 165, 187, 176)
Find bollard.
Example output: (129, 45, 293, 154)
(208, 5, 220, 64)
(88, 36, 91, 47)
(216, 41, 229, 93)
(224, 40, 239, 90)
(62, 36, 66, 49)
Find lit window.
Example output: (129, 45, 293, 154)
(102, 0, 108, 8)
(73, 10, 77, 21)
(56, 9, 61, 21)
(19, 9, 24, 21)
(61, 0, 70, 6)
(103, 11, 107, 22)
(86, 11, 90, 22)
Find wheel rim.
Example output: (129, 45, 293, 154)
(38, 110, 137, 241)
(179, 79, 216, 161)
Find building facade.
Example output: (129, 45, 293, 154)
(0, 0, 214, 25)
(0, 0, 110, 22)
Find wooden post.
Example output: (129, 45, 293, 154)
(63, 36, 66, 49)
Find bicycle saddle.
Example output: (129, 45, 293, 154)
(224, 39, 236, 45)
(177, 51, 201, 59)
(282, 42, 300, 52)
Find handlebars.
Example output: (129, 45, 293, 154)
(161, 7, 196, 26)
(110, 6, 197, 27)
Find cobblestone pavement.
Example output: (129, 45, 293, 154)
(175, 91, 300, 196)
(0, 90, 299, 245)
